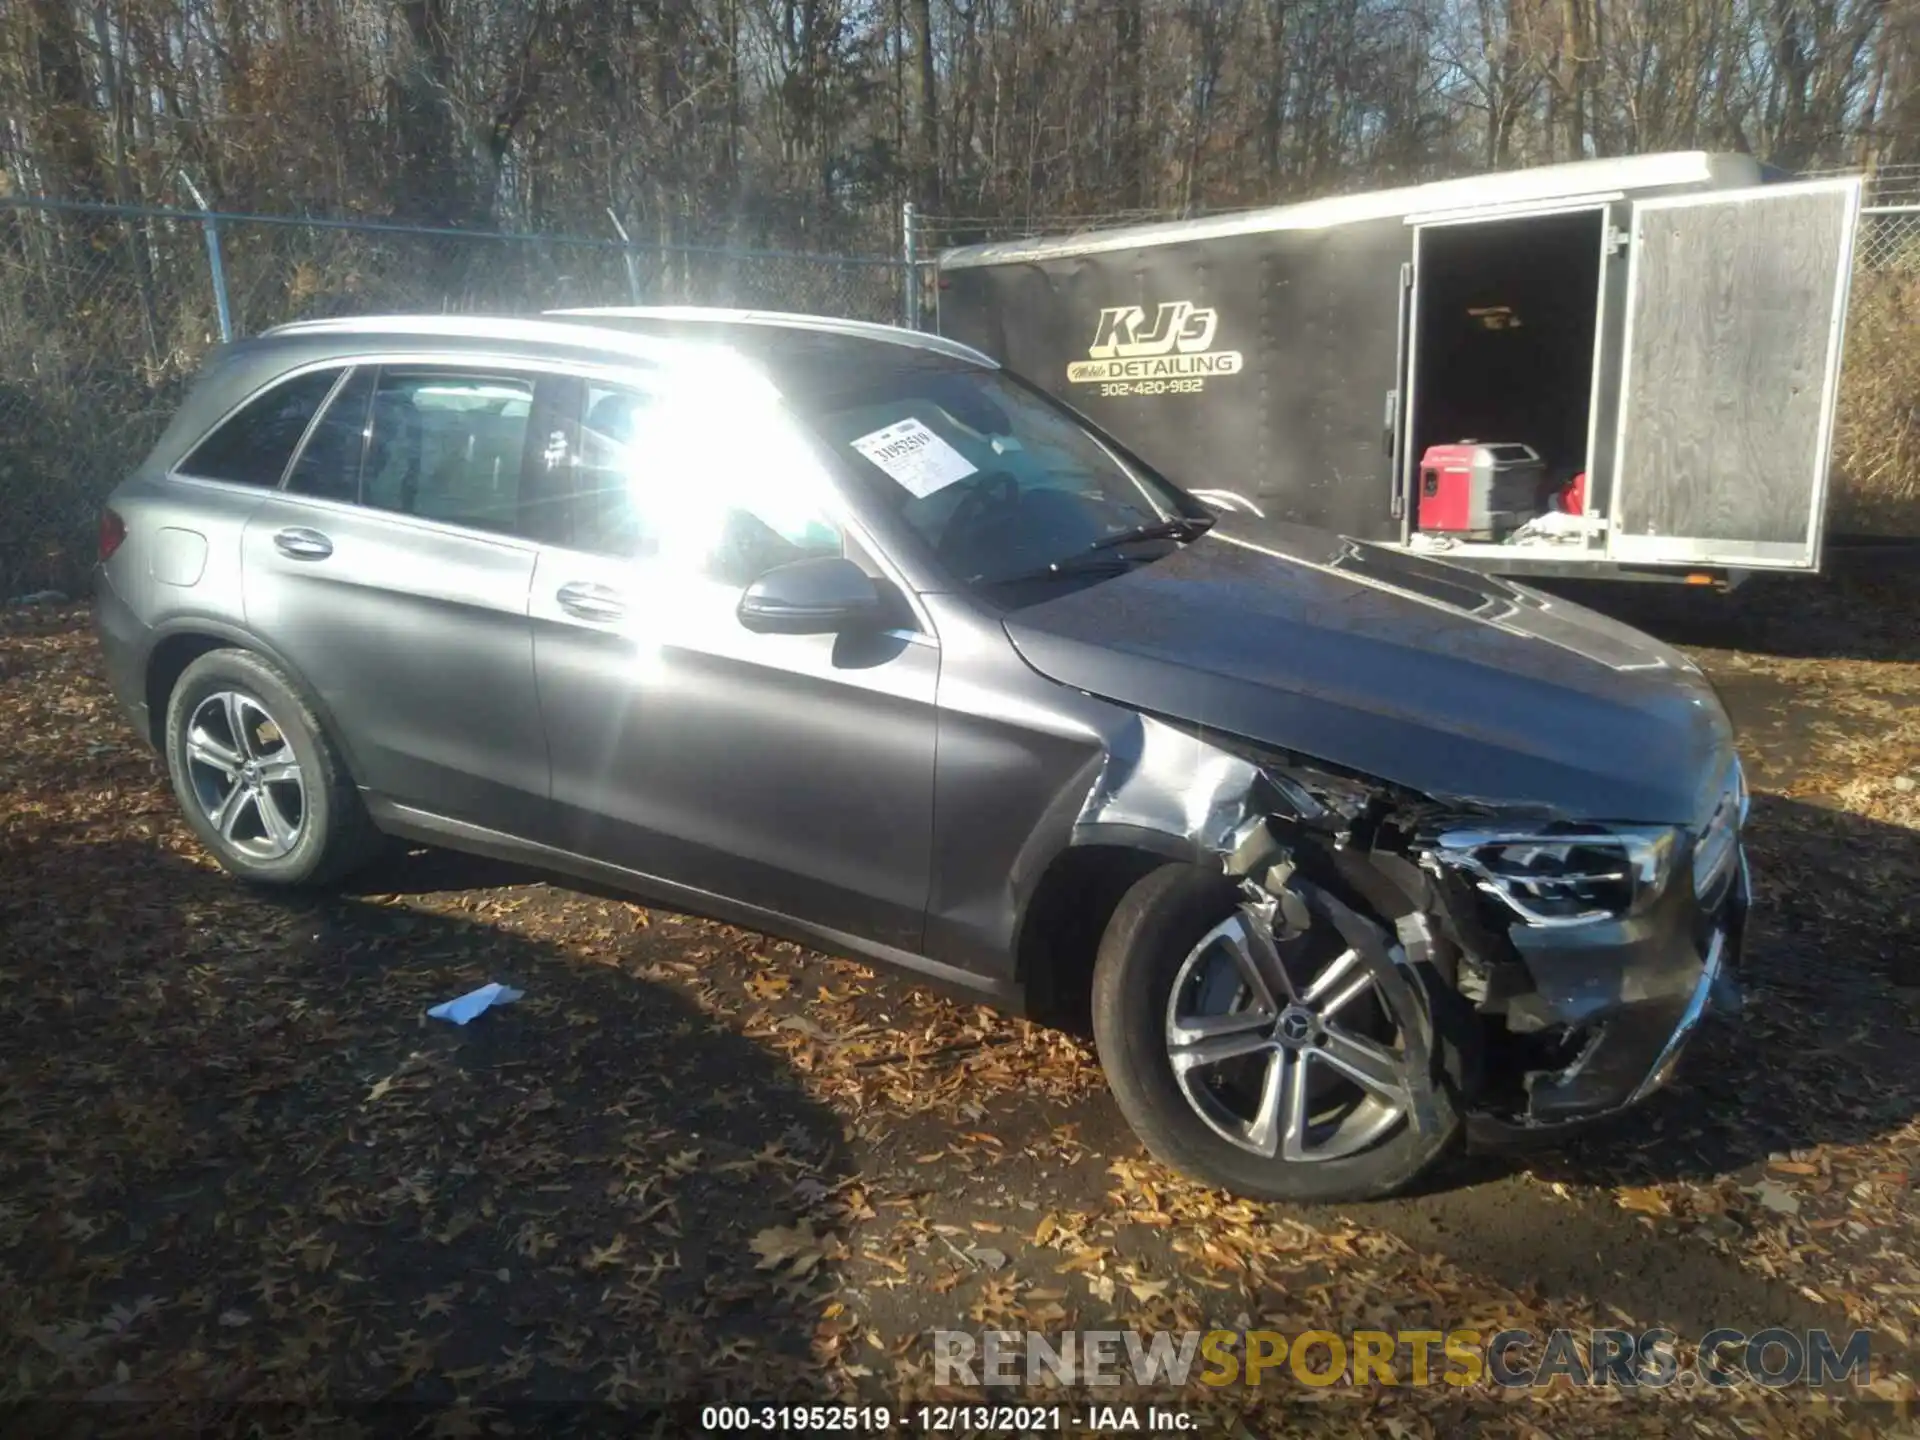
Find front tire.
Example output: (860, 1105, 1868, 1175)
(1091, 864, 1461, 1202)
(162, 647, 380, 887)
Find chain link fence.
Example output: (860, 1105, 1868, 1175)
(5, 171, 1917, 597)
(0, 205, 210, 598)
(1856, 206, 1920, 271)
(1833, 202, 1920, 534)
(0, 198, 907, 596)
(211, 215, 906, 336)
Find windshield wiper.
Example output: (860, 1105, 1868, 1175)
(1082, 514, 1215, 553)
(971, 515, 1214, 588)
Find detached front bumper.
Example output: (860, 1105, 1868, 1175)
(1465, 845, 1748, 1146)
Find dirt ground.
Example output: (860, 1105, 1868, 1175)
(4, 562, 1920, 1437)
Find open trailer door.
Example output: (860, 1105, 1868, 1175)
(1607, 176, 1860, 570)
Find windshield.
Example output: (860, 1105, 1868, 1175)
(802, 365, 1200, 589)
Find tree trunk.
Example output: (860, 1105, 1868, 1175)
(911, 0, 940, 211)
(1118, 0, 1144, 208)
(28, 0, 107, 202)
(392, 0, 469, 222)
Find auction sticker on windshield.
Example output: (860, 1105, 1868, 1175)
(850, 417, 978, 498)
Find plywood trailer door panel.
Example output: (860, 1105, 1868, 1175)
(1607, 176, 1860, 570)
(937, 218, 1414, 542)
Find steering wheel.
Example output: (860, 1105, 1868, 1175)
(936, 470, 1020, 560)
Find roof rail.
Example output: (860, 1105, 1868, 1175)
(548, 306, 998, 367)
(261, 313, 726, 366)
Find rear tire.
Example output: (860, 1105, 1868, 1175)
(1091, 863, 1461, 1202)
(162, 647, 381, 887)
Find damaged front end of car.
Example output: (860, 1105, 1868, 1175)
(1073, 714, 1748, 1145)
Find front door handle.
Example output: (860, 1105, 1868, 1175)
(556, 581, 627, 622)
(273, 527, 333, 560)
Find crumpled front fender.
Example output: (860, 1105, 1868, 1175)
(1069, 713, 1264, 858)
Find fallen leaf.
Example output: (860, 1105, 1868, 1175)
(584, 1235, 628, 1271)
(1751, 1180, 1802, 1217)
(751, 1221, 830, 1276)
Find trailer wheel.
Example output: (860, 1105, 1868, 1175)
(1092, 864, 1461, 1201)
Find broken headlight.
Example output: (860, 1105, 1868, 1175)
(1426, 824, 1679, 928)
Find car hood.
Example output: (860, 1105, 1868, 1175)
(1001, 516, 1734, 824)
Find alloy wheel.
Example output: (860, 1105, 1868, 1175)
(183, 690, 307, 860)
(1164, 904, 1423, 1162)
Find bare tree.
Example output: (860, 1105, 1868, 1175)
(0, 0, 1910, 242)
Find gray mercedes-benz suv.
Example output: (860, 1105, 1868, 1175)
(95, 308, 1747, 1200)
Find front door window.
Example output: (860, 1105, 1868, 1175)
(568, 383, 845, 586)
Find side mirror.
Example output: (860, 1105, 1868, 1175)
(737, 556, 885, 635)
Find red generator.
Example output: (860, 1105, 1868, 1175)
(1416, 442, 1544, 541)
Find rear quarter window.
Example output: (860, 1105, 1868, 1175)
(177, 368, 343, 485)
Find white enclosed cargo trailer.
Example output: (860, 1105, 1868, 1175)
(935, 152, 1862, 583)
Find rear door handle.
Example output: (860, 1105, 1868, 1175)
(556, 581, 627, 622)
(273, 527, 333, 560)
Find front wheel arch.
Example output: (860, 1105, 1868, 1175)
(1014, 841, 1186, 1034)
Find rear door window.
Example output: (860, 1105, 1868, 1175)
(178, 368, 342, 485)
(285, 367, 375, 504)
(361, 370, 536, 536)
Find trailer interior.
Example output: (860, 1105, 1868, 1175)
(1405, 207, 1607, 559)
